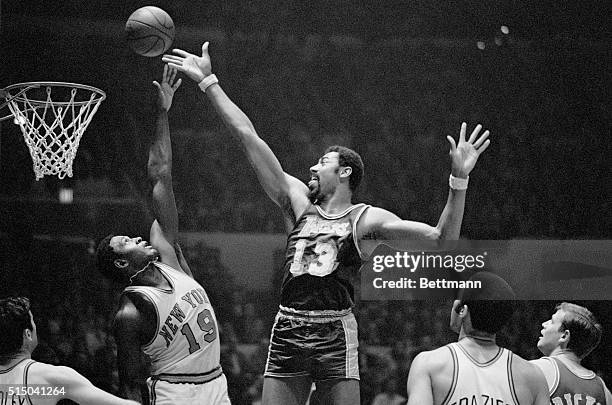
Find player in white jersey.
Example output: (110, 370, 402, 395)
(0, 297, 139, 405)
(163, 42, 490, 405)
(406, 272, 550, 405)
(95, 66, 230, 404)
(531, 302, 612, 405)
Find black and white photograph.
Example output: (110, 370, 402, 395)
(1, 1, 611, 404)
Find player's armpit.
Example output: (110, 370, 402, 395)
(406, 352, 435, 405)
(174, 241, 194, 278)
(284, 173, 311, 219)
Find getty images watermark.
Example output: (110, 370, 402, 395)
(360, 240, 612, 300)
(372, 250, 487, 289)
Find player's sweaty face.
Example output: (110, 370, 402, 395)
(308, 152, 341, 200)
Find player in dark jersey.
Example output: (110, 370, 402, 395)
(95, 67, 229, 404)
(531, 302, 612, 405)
(406, 273, 549, 405)
(0, 297, 139, 405)
(163, 43, 490, 405)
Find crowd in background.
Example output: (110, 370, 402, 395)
(2, 22, 610, 239)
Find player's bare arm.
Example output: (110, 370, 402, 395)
(32, 362, 140, 405)
(529, 358, 556, 394)
(147, 66, 193, 275)
(113, 294, 154, 402)
(162, 43, 311, 222)
(512, 355, 550, 405)
(406, 349, 453, 405)
(358, 123, 489, 253)
(602, 379, 612, 404)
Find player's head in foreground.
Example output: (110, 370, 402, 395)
(451, 272, 516, 337)
(308, 145, 364, 204)
(0, 296, 38, 362)
(537, 302, 602, 359)
(96, 234, 160, 284)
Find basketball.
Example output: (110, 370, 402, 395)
(125, 6, 175, 57)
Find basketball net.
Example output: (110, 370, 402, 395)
(3, 82, 106, 180)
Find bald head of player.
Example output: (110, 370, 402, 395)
(450, 271, 516, 338)
(96, 234, 160, 284)
(0, 297, 38, 363)
(307, 145, 364, 204)
(537, 302, 602, 360)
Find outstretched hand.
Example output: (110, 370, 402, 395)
(446, 123, 490, 178)
(153, 65, 182, 112)
(162, 42, 212, 83)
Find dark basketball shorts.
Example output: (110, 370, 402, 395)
(264, 305, 359, 381)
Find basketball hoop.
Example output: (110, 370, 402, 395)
(1, 82, 106, 180)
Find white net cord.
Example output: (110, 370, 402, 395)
(7, 85, 104, 180)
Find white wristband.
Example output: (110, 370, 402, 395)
(198, 74, 218, 93)
(449, 174, 469, 190)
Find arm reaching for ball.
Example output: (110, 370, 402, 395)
(162, 43, 311, 227)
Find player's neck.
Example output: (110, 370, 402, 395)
(549, 348, 581, 363)
(459, 329, 497, 347)
(131, 262, 169, 288)
(317, 189, 353, 214)
(0, 352, 30, 370)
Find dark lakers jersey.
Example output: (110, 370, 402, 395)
(280, 203, 369, 310)
(549, 357, 607, 405)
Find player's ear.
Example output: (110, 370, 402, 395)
(457, 303, 468, 318)
(453, 300, 465, 315)
(23, 328, 32, 341)
(340, 166, 352, 179)
(559, 329, 570, 345)
(114, 258, 129, 269)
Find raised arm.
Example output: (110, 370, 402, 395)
(433, 122, 490, 239)
(358, 123, 490, 253)
(162, 43, 310, 222)
(147, 66, 192, 275)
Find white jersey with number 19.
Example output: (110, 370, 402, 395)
(123, 262, 221, 378)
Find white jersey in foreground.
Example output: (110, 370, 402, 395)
(123, 261, 221, 377)
(442, 342, 518, 405)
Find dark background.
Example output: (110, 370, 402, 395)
(1, 1, 611, 404)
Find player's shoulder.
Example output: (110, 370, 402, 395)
(114, 293, 146, 328)
(356, 205, 399, 233)
(529, 356, 556, 375)
(360, 205, 396, 220)
(411, 345, 455, 373)
(510, 352, 548, 387)
(27, 362, 80, 386)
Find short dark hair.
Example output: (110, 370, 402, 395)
(324, 145, 364, 192)
(556, 302, 602, 359)
(96, 234, 127, 283)
(0, 297, 33, 359)
(458, 272, 516, 334)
